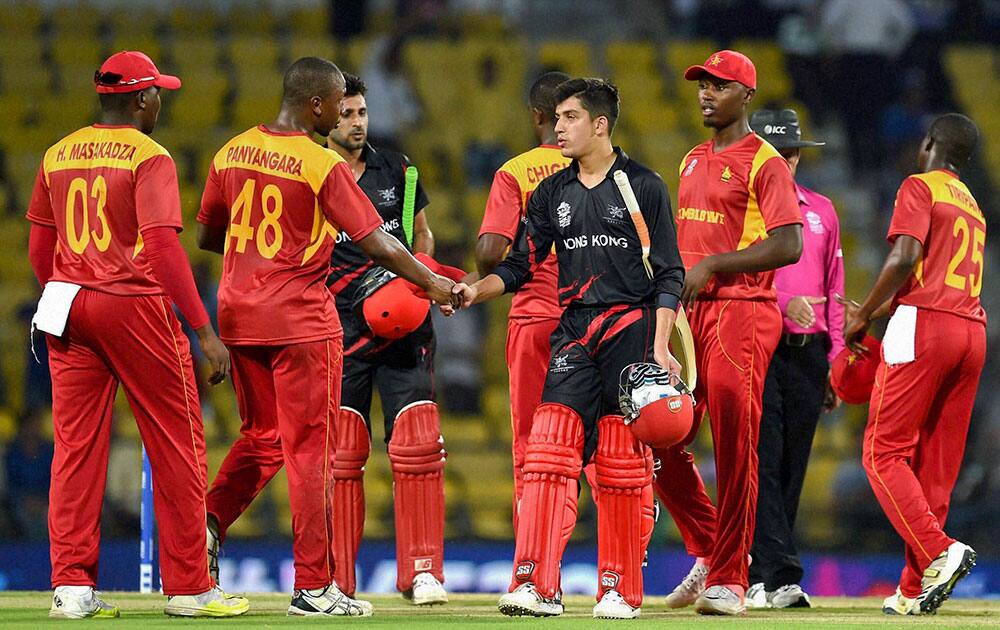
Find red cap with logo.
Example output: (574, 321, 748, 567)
(94, 51, 181, 94)
(830, 335, 882, 404)
(684, 50, 757, 89)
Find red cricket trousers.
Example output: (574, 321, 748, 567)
(46, 289, 211, 595)
(656, 298, 782, 588)
(206, 338, 342, 590)
(863, 309, 985, 598)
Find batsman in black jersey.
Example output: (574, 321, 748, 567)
(324, 73, 448, 606)
(454, 79, 685, 619)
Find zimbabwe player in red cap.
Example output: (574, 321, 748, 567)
(455, 78, 685, 619)
(654, 50, 803, 615)
(323, 72, 450, 606)
(843, 113, 984, 616)
(197, 57, 457, 617)
(26, 51, 248, 618)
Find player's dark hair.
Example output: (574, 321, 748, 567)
(928, 113, 979, 168)
(282, 57, 343, 106)
(343, 72, 367, 98)
(529, 71, 571, 122)
(554, 77, 620, 133)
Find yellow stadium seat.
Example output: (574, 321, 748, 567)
(109, 35, 163, 63)
(50, 2, 103, 39)
(537, 41, 592, 78)
(0, 1, 43, 36)
(284, 36, 337, 68)
(463, 40, 529, 147)
(224, 2, 276, 35)
(284, 6, 328, 38)
(171, 37, 221, 75)
(170, 6, 218, 35)
(404, 39, 468, 130)
(233, 69, 283, 131)
(50, 36, 104, 72)
(168, 71, 229, 130)
(229, 34, 280, 74)
(731, 39, 791, 104)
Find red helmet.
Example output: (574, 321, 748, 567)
(619, 363, 695, 449)
(830, 335, 881, 404)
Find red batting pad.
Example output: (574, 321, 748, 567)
(595, 415, 654, 608)
(388, 401, 447, 591)
(332, 407, 370, 597)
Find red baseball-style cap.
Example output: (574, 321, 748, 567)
(830, 335, 882, 404)
(94, 51, 181, 94)
(684, 50, 757, 89)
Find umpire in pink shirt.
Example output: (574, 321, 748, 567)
(746, 109, 846, 609)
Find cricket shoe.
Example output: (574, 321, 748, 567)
(49, 586, 120, 619)
(497, 583, 563, 617)
(882, 587, 917, 615)
(164, 585, 249, 617)
(917, 541, 976, 614)
(206, 520, 220, 584)
(768, 584, 811, 608)
(694, 585, 746, 616)
(664, 561, 708, 608)
(288, 583, 373, 617)
(746, 582, 768, 609)
(403, 572, 448, 606)
(593, 589, 640, 619)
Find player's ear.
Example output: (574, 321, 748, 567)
(311, 95, 323, 117)
(531, 107, 544, 127)
(743, 87, 756, 105)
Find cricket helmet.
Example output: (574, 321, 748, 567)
(619, 362, 695, 449)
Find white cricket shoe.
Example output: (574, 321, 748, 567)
(694, 585, 746, 616)
(497, 583, 563, 617)
(664, 561, 708, 608)
(768, 583, 811, 608)
(288, 582, 373, 617)
(917, 541, 976, 614)
(746, 582, 768, 609)
(49, 586, 120, 619)
(404, 572, 448, 605)
(593, 589, 640, 619)
(165, 585, 249, 617)
(882, 587, 917, 615)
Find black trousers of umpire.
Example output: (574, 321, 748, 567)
(749, 335, 829, 591)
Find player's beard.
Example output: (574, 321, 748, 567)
(333, 131, 366, 152)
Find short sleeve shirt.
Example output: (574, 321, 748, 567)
(675, 133, 801, 300)
(198, 126, 383, 345)
(26, 125, 182, 295)
(888, 170, 986, 324)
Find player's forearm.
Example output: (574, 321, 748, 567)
(197, 223, 226, 254)
(705, 224, 803, 274)
(28, 224, 57, 287)
(412, 226, 434, 256)
(475, 233, 511, 277)
(653, 306, 677, 353)
(470, 274, 506, 305)
(359, 229, 438, 290)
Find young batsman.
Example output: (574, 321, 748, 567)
(26, 51, 247, 618)
(324, 72, 447, 605)
(655, 51, 803, 615)
(454, 78, 685, 619)
(473, 71, 592, 532)
(197, 57, 457, 617)
(844, 113, 984, 616)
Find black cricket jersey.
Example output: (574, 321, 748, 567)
(495, 147, 684, 310)
(327, 144, 429, 309)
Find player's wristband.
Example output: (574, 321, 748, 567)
(657, 293, 680, 311)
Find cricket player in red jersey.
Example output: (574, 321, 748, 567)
(26, 51, 248, 618)
(474, 71, 597, 531)
(197, 57, 457, 618)
(654, 51, 803, 615)
(843, 114, 984, 616)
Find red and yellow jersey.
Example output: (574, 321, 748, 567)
(26, 125, 183, 295)
(198, 126, 382, 345)
(888, 170, 986, 324)
(675, 133, 801, 300)
(480, 144, 569, 319)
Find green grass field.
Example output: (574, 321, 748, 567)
(0, 592, 997, 629)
